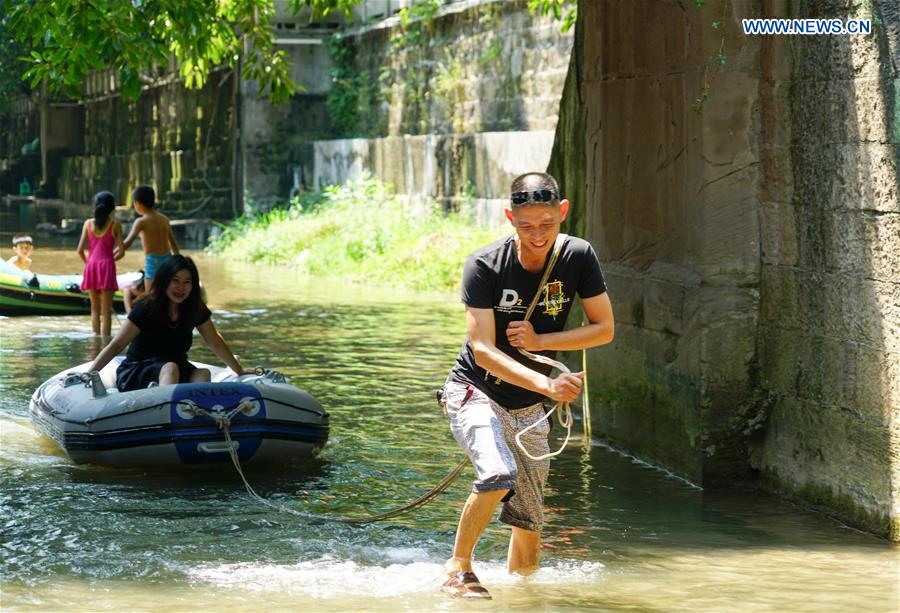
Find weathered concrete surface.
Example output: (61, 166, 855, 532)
(564, 0, 899, 538)
(242, 33, 335, 205)
(578, 0, 765, 484)
(341, 0, 573, 137)
(298, 0, 572, 213)
(546, 0, 585, 237)
(756, 0, 900, 540)
(312, 131, 554, 227)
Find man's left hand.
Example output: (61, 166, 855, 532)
(506, 321, 542, 351)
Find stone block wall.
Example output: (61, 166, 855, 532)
(333, 0, 572, 137)
(304, 0, 572, 219)
(56, 70, 235, 216)
(756, 0, 900, 539)
(580, 0, 765, 484)
(573, 0, 899, 538)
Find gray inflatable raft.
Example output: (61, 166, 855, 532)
(30, 358, 329, 467)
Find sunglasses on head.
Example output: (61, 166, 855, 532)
(510, 189, 557, 205)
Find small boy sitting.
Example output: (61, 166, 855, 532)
(8, 235, 33, 271)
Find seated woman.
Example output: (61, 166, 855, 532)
(86, 255, 253, 389)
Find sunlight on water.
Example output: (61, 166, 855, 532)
(1, 250, 897, 612)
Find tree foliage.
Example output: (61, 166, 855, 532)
(2, 0, 358, 103)
(0, 5, 29, 113)
(527, 0, 577, 32)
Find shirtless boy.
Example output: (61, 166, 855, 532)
(121, 185, 179, 291)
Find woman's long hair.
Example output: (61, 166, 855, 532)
(139, 255, 203, 321)
(93, 191, 115, 230)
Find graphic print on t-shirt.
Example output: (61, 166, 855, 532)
(543, 280, 565, 317)
(497, 279, 570, 320)
(451, 235, 607, 409)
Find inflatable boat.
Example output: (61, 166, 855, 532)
(0, 260, 140, 315)
(29, 358, 329, 467)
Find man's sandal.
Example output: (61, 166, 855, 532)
(441, 571, 492, 599)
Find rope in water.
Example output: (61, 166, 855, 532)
(183, 400, 468, 524)
(173, 231, 581, 518)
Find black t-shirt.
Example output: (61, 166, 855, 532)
(449, 235, 607, 409)
(125, 298, 212, 363)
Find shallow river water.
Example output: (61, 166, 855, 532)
(1, 249, 897, 611)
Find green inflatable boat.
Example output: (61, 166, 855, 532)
(0, 261, 140, 315)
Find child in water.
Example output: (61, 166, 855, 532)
(121, 185, 179, 292)
(77, 192, 125, 336)
(123, 270, 145, 313)
(8, 234, 34, 270)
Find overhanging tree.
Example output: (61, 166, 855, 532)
(2, 0, 359, 103)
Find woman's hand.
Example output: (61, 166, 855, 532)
(197, 320, 249, 376)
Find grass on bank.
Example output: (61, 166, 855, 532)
(207, 176, 507, 291)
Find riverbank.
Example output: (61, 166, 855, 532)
(207, 176, 505, 291)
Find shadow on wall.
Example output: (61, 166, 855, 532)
(756, 0, 899, 539)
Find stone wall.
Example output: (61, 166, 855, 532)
(570, 0, 899, 538)
(756, 0, 900, 539)
(579, 0, 765, 484)
(57, 71, 235, 216)
(336, 0, 572, 138)
(312, 131, 554, 226)
(303, 0, 572, 216)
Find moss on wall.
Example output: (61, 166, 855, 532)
(328, 0, 572, 138)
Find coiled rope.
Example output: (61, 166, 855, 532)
(513, 233, 574, 461)
(514, 349, 573, 461)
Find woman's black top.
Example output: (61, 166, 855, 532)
(125, 298, 212, 363)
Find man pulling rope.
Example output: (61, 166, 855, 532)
(438, 171, 615, 599)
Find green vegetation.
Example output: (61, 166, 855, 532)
(207, 175, 505, 291)
(3, 0, 360, 103)
(325, 0, 460, 137)
(527, 0, 577, 32)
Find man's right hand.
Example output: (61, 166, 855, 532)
(546, 372, 584, 402)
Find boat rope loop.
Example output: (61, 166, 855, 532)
(513, 233, 574, 462)
(514, 350, 573, 461)
(181, 399, 468, 525)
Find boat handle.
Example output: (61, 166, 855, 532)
(197, 441, 239, 453)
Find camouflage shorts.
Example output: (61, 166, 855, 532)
(443, 380, 551, 533)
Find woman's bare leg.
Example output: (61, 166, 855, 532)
(189, 368, 211, 383)
(158, 362, 180, 385)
